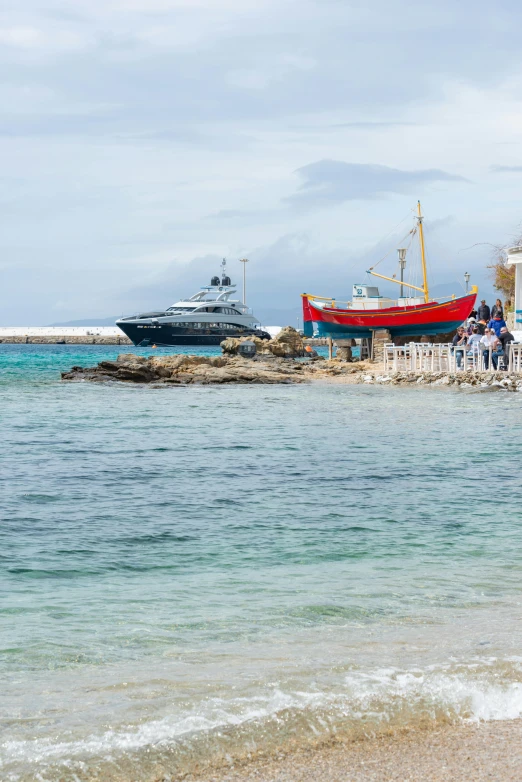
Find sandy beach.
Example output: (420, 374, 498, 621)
(188, 719, 522, 782)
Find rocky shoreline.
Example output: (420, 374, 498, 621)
(61, 353, 344, 384)
(61, 353, 522, 391)
(57, 323, 521, 391)
(349, 368, 522, 391)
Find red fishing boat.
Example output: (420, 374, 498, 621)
(302, 203, 477, 339)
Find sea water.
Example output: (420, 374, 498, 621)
(2, 344, 522, 781)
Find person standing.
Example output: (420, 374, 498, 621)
(487, 313, 507, 338)
(491, 298, 504, 319)
(477, 300, 491, 322)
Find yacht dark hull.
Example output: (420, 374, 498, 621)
(117, 322, 270, 347)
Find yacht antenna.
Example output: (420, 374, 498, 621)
(239, 258, 249, 305)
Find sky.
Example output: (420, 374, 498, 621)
(2, 0, 522, 325)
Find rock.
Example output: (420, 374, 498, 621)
(115, 365, 155, 382)
(99, 360, 124, 371)
(336, 346, 352, 361)
(62, 352, 308, 386)
(221, 326, 305, 358)
(472, 384, 505, 393)
(116, 354, 149, 364)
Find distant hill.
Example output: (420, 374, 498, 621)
(49, 317, 120, 327)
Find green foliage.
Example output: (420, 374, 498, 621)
(487, 258, 515, 303)
(486, 231, 521, 307)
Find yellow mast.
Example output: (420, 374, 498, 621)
(367, 202, 431, 302)
(417, 200, 430, 303)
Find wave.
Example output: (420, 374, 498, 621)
(4, 659, 522, 781)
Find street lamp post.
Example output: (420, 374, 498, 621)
(397, 248, 407, 298)
(464, 271, 470, 293)
(239, 258, 249, 306)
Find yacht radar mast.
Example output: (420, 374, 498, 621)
(221, 258, 232, 287)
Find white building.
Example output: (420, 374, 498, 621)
(507, 246, 522, 333)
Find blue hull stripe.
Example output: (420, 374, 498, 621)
(314, 319, 465, 339)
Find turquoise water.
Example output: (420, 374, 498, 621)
(2, 345, 522, 781)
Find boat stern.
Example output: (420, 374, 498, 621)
(301, 295, 315, 337)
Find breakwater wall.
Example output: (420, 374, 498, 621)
(0, 335, 132, 344)
(0, 327, 132, 345)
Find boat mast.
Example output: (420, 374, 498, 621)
(417, 201, 429, 303)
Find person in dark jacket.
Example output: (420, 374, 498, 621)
(487, 314, 507, 338)
(491, 298, 504, 319)
(477, 300, 491, 321)
(476, 319, 487, 336)
(492, 326, 515, 369)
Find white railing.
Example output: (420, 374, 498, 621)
(384, 343, 453, 372)
(384, 342, 520, 373)
(509, 344, 522, 373)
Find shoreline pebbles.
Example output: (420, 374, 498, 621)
(355, 369, 522, 391)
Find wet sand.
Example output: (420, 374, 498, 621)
(189, 719, 522, 782)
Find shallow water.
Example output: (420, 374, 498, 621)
(2, 345, 522, 780)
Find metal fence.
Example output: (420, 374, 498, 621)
(383, 342, 522, 373)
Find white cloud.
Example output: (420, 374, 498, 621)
(0, 0, 520, 322)
(0, 26, 42, 46)
(227, 54, 316, 91)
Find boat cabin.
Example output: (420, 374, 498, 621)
(351, 284, 395, 310)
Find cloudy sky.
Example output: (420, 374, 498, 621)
(2, 0, 522, 324)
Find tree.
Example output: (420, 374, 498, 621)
(486, 231, 520, 307)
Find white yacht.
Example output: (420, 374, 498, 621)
(116, 260, 270, 347)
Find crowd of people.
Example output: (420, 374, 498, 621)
(452, 298, 515, 370)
